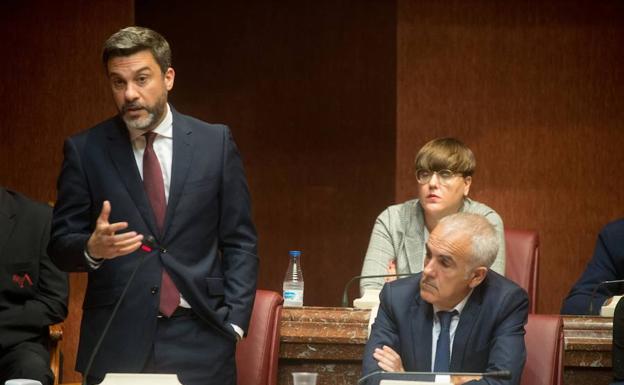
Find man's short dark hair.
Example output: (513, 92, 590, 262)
(102, 26, 171, 73)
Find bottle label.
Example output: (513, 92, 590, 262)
(283, 289, 304, 306)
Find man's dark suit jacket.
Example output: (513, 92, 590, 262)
(362, 271, 528, 385)
(561, 219, 624, 315)
(0, 187, 68, 350)
(48, 107, 258, 378)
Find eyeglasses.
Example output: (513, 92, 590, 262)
(416, 169, 463, 185)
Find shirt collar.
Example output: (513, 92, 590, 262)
(128, 103, 173, 141)
(433, 289, 473, 317)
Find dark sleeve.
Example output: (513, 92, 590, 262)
(461, 286, 529, 385)
(362, 285, 401, 377)
(561, 225, 623, 315)
(0, 206, 68, 348)
(218, 127, 258, 333)
(48, 137, 94, 272)
(478, 288, 528, 385)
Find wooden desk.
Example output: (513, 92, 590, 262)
(563, 315, 613, 385)
(279, 306, 370, 385)
(278, 308, 616, 385)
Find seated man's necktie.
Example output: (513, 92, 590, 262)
(434, 310, 458, 372)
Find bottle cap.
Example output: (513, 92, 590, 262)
(289, 250, 301, 257)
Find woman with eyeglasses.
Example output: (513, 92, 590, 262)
(359, 137, 506, 294)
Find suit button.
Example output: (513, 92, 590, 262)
(151, 286, 159, 294)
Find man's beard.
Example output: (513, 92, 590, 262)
(121, 93, 166, 131)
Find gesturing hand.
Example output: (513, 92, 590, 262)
(374, 345, 405, 372)
(86, 201, 144, 260)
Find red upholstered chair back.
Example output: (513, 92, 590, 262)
(504, 229, 539, 313)
(522, 314, 563, 385)
(236, 290, 283, 385)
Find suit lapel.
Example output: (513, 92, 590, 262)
(450, 282, 485, 371)
(163, 109, 193, 238)
(410, 296, 433, 371)
(107, 120, 159, 237)
(0, 188, 16, 256)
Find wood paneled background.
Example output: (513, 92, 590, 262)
(134, 0, 397, 314)
(396, 0, 624, 313)
(1, 1, 623, 382)
(0, 1, 134, 382)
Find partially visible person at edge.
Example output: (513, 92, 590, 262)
(360, 137, 506, 294)
(47, 26, 257, 385)
(561, 218, 624, 315)
(0, 186, 68, 385)
(612, 297, 624, 385)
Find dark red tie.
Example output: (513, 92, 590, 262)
(143, 132, 179, 317)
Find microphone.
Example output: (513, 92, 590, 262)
(588, 279, 624, 314)
(81, 235, 160, 385)
(357, 369, 511, 384)
(341, 273, 418, 307)
(141, 235, 159, 252)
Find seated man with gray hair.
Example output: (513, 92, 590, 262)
(362, 212, 528, 385)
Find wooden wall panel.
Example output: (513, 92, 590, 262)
(0, 1, 133, 382)
(5, 0, 618, 381)
(136, 0, 397, 307)
(397, 0, 624, 313)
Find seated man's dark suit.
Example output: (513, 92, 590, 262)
(362, 271, 528, 385)
(561, 219, 624, 315)
(0, 187, 69, 385)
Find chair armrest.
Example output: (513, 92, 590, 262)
(49, 323, 64, 385)
(50, 323, 63, 342)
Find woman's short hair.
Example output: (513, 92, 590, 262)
(414, 137, 476, 177)
(102, 26, 171, 73)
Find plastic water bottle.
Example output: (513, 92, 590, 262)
(283, 250, 304, 307)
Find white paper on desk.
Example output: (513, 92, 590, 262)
(434, 375, 452, 383)
(601, 295, 624, 317)
(100, 373, 182, 385)
(379, 375, 452, 384)
(380, 380, 452, 385)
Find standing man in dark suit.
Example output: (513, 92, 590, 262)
(362, 213, 528, 385)
(48, 26, 258, 385)
(0, 186, 68, 385)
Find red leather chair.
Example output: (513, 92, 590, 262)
(522, 314, 563, 385)
(236, 290, 284, 385)
(504, 229, 539, 313)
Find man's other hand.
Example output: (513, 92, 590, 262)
(374, 345, 405, 372)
